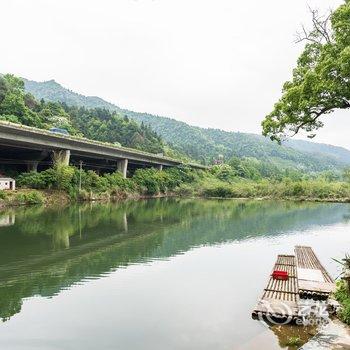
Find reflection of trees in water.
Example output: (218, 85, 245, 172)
(341, 207, 350, 222)
(0, 199, 348, 321)
(0, 285, 22, 323)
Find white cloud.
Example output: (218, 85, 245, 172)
(1, 0, 347, 148)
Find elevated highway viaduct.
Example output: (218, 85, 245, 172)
(0, 122, 206, 177)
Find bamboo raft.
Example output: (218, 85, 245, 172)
(252, 247, 335, 322)
(295, 246, 335, 300)
(252, 255, 300, 322)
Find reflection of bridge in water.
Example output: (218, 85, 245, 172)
(0, 199, 349, 321)
(0, 212, 15, 227)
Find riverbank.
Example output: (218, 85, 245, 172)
(2, 187, 350, 210)
(0, 189, 69, 208)
(300, 319, 350, 349)
(2, 164, 350, 208)
(0, 188, 178, 208)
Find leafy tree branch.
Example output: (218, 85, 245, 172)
(262, 0, 350, 143)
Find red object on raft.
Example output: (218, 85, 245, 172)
(272, 270, 288, 280)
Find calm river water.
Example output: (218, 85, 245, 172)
(0, 199, 349, 350)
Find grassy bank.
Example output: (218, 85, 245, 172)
(192, 177, 350, 202)
(0, 189, 70, 208)
(2, 164, 350, 207)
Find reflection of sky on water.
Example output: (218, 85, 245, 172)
(0, 199, 349, 349)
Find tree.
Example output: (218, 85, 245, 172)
(262, 1, 350, 142)
(343, 167, 350, 182)
(0, 74, 169, 155)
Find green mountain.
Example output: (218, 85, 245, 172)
(284, 139, 350, 165)
(23, 77, 350, 172)
(23, 79, 117, 111)
(0, 74, 177, 156)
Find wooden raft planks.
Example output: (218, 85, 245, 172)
(295, 246, 335, 299)
(252, 255, 300, 319)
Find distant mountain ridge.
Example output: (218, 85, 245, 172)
(23, 77, 350, 171)
(284, 139, 350, 165)
(23, 79, 118, 111)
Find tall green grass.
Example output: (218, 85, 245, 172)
(14, 165, 350, 202)
(199, 178, 350, 200)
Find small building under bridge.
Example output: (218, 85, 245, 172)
(0, 177, 15, 191)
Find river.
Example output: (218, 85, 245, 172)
(0, 198, 349, 349)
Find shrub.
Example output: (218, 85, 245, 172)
(203, 184, 234, 198)
(17, 171, 49, 189)
(104, 171, 134, 191)
(291, 182, 304, 196)
(285, 337, 302, 346)
(0, 190, 7, 200)
(174, 184, 195, 197)
(79, 170, 109, 193)
(14, 191, 44, 205)
(17, 167, 71, 190)
(131, 167, 195, 195)
(17, 166, 112, 194)
(133, 168, 160, 195)
(210, 164, 236, 182)
(76, 189, 91, 201)
(171, 166, 197, 183)
(54, 165, 75, 191)
(334, 280, 350, 325)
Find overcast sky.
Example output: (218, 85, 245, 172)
(1, 0, 348, 148)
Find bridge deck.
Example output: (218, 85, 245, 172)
(0, 121, 207, 169)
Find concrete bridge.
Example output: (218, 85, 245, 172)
(0, 122, 206, 177)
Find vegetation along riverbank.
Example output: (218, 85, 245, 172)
(334, 255, 350, 326)
(3, 162, 350, 207)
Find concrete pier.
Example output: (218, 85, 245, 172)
(52, 150, 70, 166)
(117, 159, 128, 178)
(26, 161, 39, 172)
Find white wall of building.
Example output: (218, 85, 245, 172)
(0, 179, 15, 190)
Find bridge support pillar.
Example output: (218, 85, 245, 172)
(27, 161, 39, 172)
(157, 164, 163, 171)
(117, 159, 128, 178)
(52, 150, 71, 166)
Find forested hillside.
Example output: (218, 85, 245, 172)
(0, 74, 184, 157)
(24, 78, 117, 111)
(284, 139, 350, 165)
(23, 77, 350, 172)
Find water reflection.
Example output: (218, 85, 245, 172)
(0, 212, 15, 227)
(0, 199, 349, 323)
